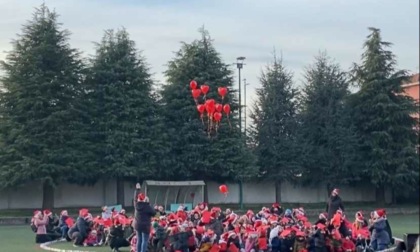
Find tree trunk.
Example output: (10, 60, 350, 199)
(375, 185, 386, 206)
(116, 178, 125, 207)
(392, 189, 396, 204)
(275, 181, 282, 203)
(42, 181, 54, 210)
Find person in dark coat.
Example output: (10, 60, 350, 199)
(370, 210, 390, 251)
(109, 220, 130, 252)
(326, 188, 344, 220)
(134, 183, 156, 252)
(68, 212, 90, 247)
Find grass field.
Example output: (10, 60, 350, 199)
(0, 214, 418, 252)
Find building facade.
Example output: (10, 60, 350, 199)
(402, 73, 419, 151)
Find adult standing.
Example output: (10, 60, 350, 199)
(134, 183, 156, 252)
(326, 188, 344, 220)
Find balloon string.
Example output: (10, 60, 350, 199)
(227, 116, 232, 130)
(208, 114, 211, 138)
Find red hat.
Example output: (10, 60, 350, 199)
(316, 223, 326, 230)
(137, 193, 146, 201)
(228, 231, 236, 238)
(374, 209, 385, 218)
(280, 229, 292, 238)
(269, 215, 278, 224)
(201, 211, 212, 224)
(245, 225, 254, 233)
(296, 231, 305, 237)
(79, 208, 89, 217)
(211, 207, 221, 213)
(355, 211, 364, 222)
(319, 212, 327, 220)
(272, 203, 280, 208)
(221, 232, 229, 241)
(254, 220, 262, 228)
(227, 213, 238, 223)
(195, 226, 205, 235)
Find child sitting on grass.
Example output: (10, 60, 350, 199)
(84, 230, 99, 247)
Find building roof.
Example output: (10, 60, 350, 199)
(143, 180, 206, 186)
(402, 73, 419, 87)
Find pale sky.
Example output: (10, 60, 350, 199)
(0, 0, 419, 117)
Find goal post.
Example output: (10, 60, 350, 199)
(142, 180, 205, 212)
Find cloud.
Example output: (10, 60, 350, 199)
(0, 0, 418, 122)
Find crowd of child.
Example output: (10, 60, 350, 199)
(30, 188, 394, 252)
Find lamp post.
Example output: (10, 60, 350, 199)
(235, 57, 246, 210)
(243, 78, 250, 134)
(236, 57, 246, 133)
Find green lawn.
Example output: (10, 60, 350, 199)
(0, 214, 418, 252)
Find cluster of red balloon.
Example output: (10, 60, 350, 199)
(219, 184, 229, 197)
(190, 80, 231, 137)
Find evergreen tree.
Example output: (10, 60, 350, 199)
(161, 28, 257, 182)
(349, 27, 419, 203)
(249, 56, 301, 181)
(0, 5, 86, 208)
(298, 52, 360, 191)
(85, 29, 165, 204)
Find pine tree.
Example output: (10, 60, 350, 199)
(85, 29, 165, 204)
(249, 56, 301, 181)
(298, 52, 360, 191)
(349, 27, 419, 203)
(161, 28, 257, 182)
(0, 5, 86, 208)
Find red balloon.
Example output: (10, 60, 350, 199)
(219, 184, 228, 194)
(206, 104, 215, 114)
(215, 103, 223, 113)
(190, 80, 198, 90)
(201, 85, 209, 95)
(218, 87, 228, 97)
(192, 89, 201, 99)
(197, 104, 205, 114)
(223, 104, 231, 115)
(205, 99, 216, 115)
(205, 99, 215, 108)
(214, 112, 222, 122)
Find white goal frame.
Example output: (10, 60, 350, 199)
(142, 180, 205, 211)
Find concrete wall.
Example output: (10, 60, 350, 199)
(0, 179, 384, 210)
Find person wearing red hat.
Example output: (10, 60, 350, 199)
(326, 188, 344, 220)
(369, 209, 391, 251)
(33, 210, 52, 244)
(271, 203, 283, 216)
(68, 208, 90, 247)
(43, 210, 61, 241)
(109, 219, 130, 252)
(226, 231, 240, 251)
(134, 189, 156, 252)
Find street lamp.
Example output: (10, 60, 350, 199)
(235, 57, 246, 211)
(243, 78, 250, 134)
(236, 56, 246, 133)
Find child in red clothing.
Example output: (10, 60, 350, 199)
(341, 237, 355, 252)
(84, 230, 99, 247)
